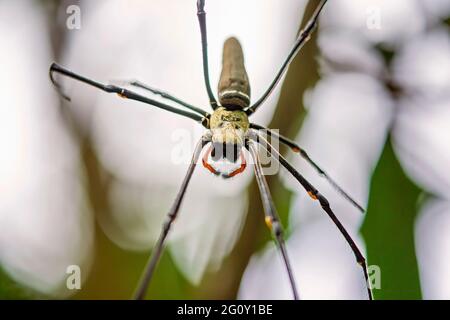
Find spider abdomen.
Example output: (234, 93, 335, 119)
(218, 37, 250, 110)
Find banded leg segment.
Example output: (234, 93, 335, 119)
(247, 141, 299, 300)
(251, 132, 373, 300)
(197, 0, 219, 109)
(133, 136, 210, 300)
(250, 123, 365, 213)
(49, 63, 205, 123)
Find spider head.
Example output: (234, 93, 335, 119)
(209, 107, 249, 161)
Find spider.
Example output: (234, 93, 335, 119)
(49, 0, 372, 300)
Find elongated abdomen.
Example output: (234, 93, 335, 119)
(218, 37, 251, 110)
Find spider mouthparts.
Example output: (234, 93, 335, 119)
(211, 142, 241, 163)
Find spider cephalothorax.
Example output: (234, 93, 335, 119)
(209, 107, 249, 145)
(202, 107, 249, 176)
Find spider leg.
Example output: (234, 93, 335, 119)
(109, 79, 209, 117)
(133, 135, 210, 300)
(49, 63, 207, 123)
(250, 131, 373, 300)
(247, 140, 299, 300)
(197, 0, 219, 109)
(221, 150, 247, 179)
(202, 143, 220, 175)
(246, 0, 328, 115)
(250, 123, 365, 213)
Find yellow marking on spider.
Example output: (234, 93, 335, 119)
(265, 216, 273, 229)
(308, 191, 318, 200)
(117, 89, 127, 98)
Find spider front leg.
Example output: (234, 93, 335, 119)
(49, 63, 206, 123)
(246, 0, 328, 115)
(133, 135, 210, 300)
(196, 0, 218, 110)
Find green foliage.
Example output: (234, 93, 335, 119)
(0, 267, 41, 299)
(361, 136, 423, 299)
(72, 224, 193, 300)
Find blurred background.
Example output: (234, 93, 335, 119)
(0, 0, 449, 300)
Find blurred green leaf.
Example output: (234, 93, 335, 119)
(361, 136, 423, 299)
(0, 267, 41, 299)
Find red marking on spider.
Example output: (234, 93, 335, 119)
(222, 151, 246, 178)
(202, 145, 220, 175)
(201, 145, 247, 178)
